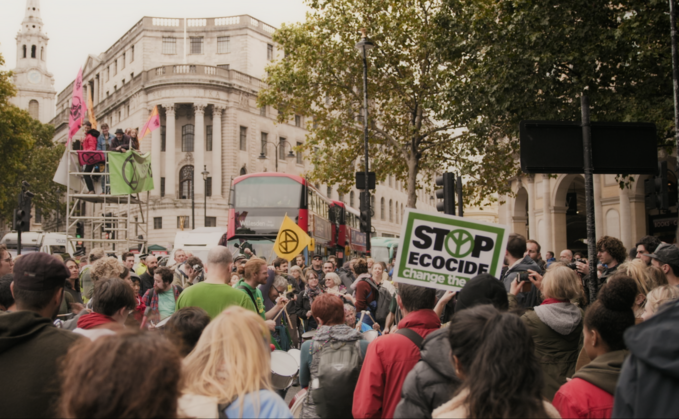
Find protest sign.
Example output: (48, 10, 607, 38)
(393, 209, 509, 292)
(108, 150, 154, 195)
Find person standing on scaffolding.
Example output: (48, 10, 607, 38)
(81, 122, 100, 195)
(97, 123, 115, 194)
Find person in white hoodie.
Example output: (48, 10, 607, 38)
(510, 263, 584, 401)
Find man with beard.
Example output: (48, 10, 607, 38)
(139, 255, 158, 297)
(0, 253, 81, 417)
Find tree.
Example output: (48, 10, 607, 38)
(258, 0, 516, 208)
(0, 53, 64, 225)
(436, 0, 675, 177)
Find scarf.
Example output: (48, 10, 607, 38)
(541, 298, 569, 305)
(306, 285, 324, 303)
(77, 312, 116, 330)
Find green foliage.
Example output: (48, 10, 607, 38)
(437, 0, 675, 186)
(0, 53, 64, 225)
(258, 0, 516, 208)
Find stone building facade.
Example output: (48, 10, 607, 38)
(51, 15, 438, 250)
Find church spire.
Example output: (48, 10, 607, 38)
(21, 0, 44, 33)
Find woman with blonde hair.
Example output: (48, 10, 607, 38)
(614, 261, 653, 319)
(641, 285, 679, 321)
(180, 306, 292, 419)
(510, 264, 584, 401)
(645, 264, 668, 288)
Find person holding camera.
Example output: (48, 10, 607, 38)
(510, 264, 584, 401)
(183, 256, 205, 287)
(501, 234, 544, 308)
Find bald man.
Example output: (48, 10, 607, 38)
(560, 249, 573, 263)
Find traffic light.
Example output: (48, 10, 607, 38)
(359, 191, 371, 234)
(13, 193, 31, 232)
(435, 172, 456, 215)
(76, 221, 84, 248)
(645, 161, 670, 211)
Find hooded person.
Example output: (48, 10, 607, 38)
(394, 274, 508, 419)
(0, 253, 81, 418)
(612, 296, 679, 417)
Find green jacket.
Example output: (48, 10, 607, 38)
(522, 307, 584, 401)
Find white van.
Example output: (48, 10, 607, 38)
(169, 227, 228, 265)
(1, 231, 76, 257)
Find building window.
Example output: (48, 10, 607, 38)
(381, 198, 385, 220)
(260, 106, 266, 117)
(22, 45, 26, 58)
(217, 64, 230, 70)
(28, 100, 39, 119)
(177, 216, 190, 229)
(218, 36, 230, 53)
(389, 199, 393, 222)
(161, 125, 166, 152)
(41, 47, 44, 60)
(179, 166, 194, 199)
(350, 191, 355, 207)
(206, 125, 213, 151)
(130, 46, 134, 62)
(154, 217, 163, 229)
(206, 177, 212, 197)
(279, 137, 287, 160)
(395, 202, 399, 223)
(122, 53, 126, 69)
(160, 177, 165, 197)
(239, 127, 247, 151)
(162, 37, 177, 54)
(182, 124, 194, 152)
(106, 67, 110, 81)
(35, 207, 42, 224)
(296, 142, 303, 164)
(295, 115, 301, 127)
(327, 186, 332, 199)
(267, 44, 274, 60)
(190, 37, 204, 54)
(261, 132, 268, 156)
(114, 61, 117, 75)
(339, 193, 344, 203)
(31, 45, 36, 58)
(205, 217, 217, 227)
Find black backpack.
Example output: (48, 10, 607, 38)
(311, 340, 363, 418)
(364, 278, 392, 326)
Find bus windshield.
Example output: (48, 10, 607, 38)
(234, 177, 303, 208)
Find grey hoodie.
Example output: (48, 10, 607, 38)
(534, 302, 582, 335)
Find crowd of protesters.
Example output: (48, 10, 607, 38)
(1, 229, 679, 419)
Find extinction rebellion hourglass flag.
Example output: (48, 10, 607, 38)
(139, 106, 160, 142)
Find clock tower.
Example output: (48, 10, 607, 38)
(10, 0, 56, 124)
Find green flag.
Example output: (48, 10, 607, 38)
(108, 150, 154, 195)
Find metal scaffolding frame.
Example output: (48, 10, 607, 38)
(65, 150, 149, 255)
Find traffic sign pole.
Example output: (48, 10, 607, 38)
(581, 95, 599, 304)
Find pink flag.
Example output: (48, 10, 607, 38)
(139, 105, 161, 142)
(68, 67, 85, 144)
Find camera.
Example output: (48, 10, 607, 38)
(517, 271, 531, 282)
(567, 263, 578, 270)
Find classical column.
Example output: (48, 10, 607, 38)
(212, 105, 224, 198)
(593, 174, 604, 240)
(151, 105, 161, 197)
(619, 186, 632, 249)
(527, 176, 537, 240)
(542, 174, 553, 251)
(93, 76, 99, 106)
(194, 104, 206, 197)
(163, 104, 176, 199)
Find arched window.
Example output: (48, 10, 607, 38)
(240, 166, 247, 175)
(22, 45, 27, 58)
(327, 186, 332, 199)
(179, 165, 194, 199)
(181, 124, 194, 152)
(381, 197, 385, 220)
(395, 202, 399, 223)
(31, 45, 36, 58)
(401, 203, 404, 222)
(350, 191, 355, 207)
(389, 199, 393, 222)
(41, 47, 44, 60)
(28, 100, 39, 119)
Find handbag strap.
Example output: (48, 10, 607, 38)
(395, 327, 424, 350)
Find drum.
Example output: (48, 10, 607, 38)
(362, 330, 379, 342)
(288, 348, 301, 368)
(271, 350, 299, 390)
(302, 329, 317, 342)
(288, 388, 307, 418)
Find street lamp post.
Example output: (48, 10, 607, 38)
(258, 139, 296, 172)
(191, 168, 195, 230)
(355, 28, 375, 255)
(202, 165, 209, 227)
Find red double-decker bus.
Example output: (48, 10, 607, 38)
(227, 173, 333, 262)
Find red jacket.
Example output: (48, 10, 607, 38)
(83, 132, 98, 151)
(352, 309, 441, 419)
(552, 378, 613, 419)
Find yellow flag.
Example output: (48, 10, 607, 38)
(273, 215, 311, 261)
(87, 89, 97, 129)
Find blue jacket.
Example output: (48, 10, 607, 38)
(97, 133, 116, 151)
(224, 389, 292, 418)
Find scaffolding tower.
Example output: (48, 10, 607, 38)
(65, 150, 149, 255)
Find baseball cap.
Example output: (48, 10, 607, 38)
(645, 244, 679, 269)
(312, 255, 323, 260)
(13, 253, 70, 291)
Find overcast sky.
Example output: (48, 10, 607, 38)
(0, 0, 309, 93)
